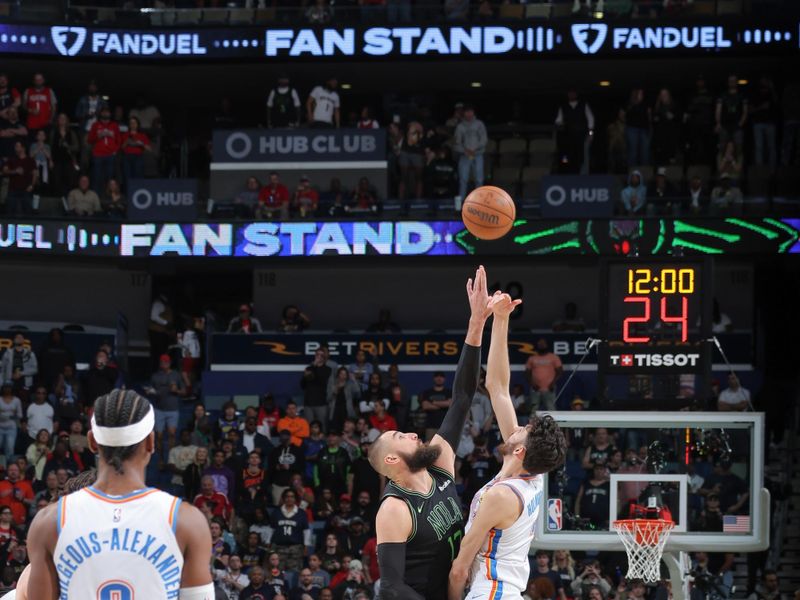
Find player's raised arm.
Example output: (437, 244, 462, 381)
(486, 293, 522, 442)
(448, 484, 520, 600)
(376, 496, 425, 600)
(430, 265, 492, 476)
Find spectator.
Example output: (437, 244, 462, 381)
(368, 401, 396, 433)
(459, 435, 499, 506)
(683, 175, 709, 215)
(194, 475, 234, 523)
(308, 553, 331, 589)
(129, 96, 161, 136)
(575, 463, 611, 529)
(166, 429, 197, 496)
(694, 492, 724, 532)
(625, 88, 651, 168)
(151, 353, 185, 462)
(717, 140, 742, 181)
(204, 448, 237, 502)
(359, 373, 389, 417)
(552, 550, 576, 593)
(0, 385, 23, 461)
(348, 350, 373, 393)
(582, 428, 613, 470)
(749, 76, 779, 169)
(307, 77, 341, 129)
(314, 430, 351, 497)
(525, 338, 563, 413)
(571, 561, 611, 600)
(0, 463, 33, 525)
(235, 176, 261, 218)
(781, 80, 800, 166)
(649, 167, 679, 216)
(215, 553, 250, 599)
(209, 517, 232, 569)
(1, 333, 38, 395)
(29, 129, 53, 194)
(555, 89, 594, 175)
(25, 386, 53, 441)
(269, 488, 309, 573)
(182, 446, 208, 501)
(2, 141, 37, 216)
(240, 566, 274, 600)
(48, 113, 80, 199)
(227, 304, 263, 334)
(33, 470, 59, 505)
(67, 174, 102, 217)
(621, 170, 648, 215)
(552, 302, 586, 333)
(350, 177, 380, 213)
(351, 490, 377, 531)
(306, 0, 334, 24)
(717, 374, 750, 412)
(22, 73, 57, 134)
(652, 88, 679, 166)
(241, 415, 273, 457)
(290, 567, 321, 600)
(356, 107, 379, 130)
(239, 450, 269, 518)
(397, 120, 425, 206)
(103, 178, 126, 219)
(293, 175, 320, 218)
(120, 116, 151, 189)
(424, 146, 457, 206)
(530, 550, 567, 600)
(268, 429, 306, 505)
(257, 172, 291, 220)
(74, 79, 107, 135)
(328, 366, 361, 433)
(301, 351, 331, 427)
(267, 75, 302, 128)
(322, 177, 348, 217)
(36, 329, 73, 389)
(701, 459, 748, 514)
(240, 532, 268, 573)
(420, 370, 452, 442)
(607, 108, 627, 174)
(333, 558, 371, 599)
(0, 74, 21, 120)
(258, 394, 281, 438)
(716, 75, 748, 154)
(685, 75, 716, 166)
(79, 349, 117, 407)
(710, 176, 743, 215)
(454, 105, 488, 203)
(747, 570, 784, 600)
(87, 106, 121, 194)
(42, 438, 78, 480)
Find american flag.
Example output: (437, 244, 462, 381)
(723, 515, 750, 532)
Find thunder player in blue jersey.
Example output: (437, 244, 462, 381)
(25, 389, 214, 600)
(449, 293, 567, 600)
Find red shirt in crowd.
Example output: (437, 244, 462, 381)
(369, 412, 397, 433)
(0, 478, 34, 525)
(88, 119, 121, 157)
(362, 537, 380, 582)
(23, 86, 56, 130)
(294, 188, 319, 212)
(5, 156, 36, 192)
(258, 183, 290, 210)
(121, 131, 150, 155)
(193, 491, 232, 521)
(257, 406, 280, 433)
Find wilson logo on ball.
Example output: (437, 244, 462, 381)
(466, 206, 500, 225)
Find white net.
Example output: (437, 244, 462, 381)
(613, 519, 675, 583)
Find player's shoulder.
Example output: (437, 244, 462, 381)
(376, 496, 413, 543)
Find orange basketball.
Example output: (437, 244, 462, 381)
(461, 186, 516, 240)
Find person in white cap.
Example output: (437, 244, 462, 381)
(24, 388, 214, 599)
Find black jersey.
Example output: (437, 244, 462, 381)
(381, 465, 464, 600)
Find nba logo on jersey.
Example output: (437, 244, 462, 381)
(548, 499, 562, 531)
(113, 508, 122, 522)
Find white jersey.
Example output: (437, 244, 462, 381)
(465, 474, 544, 599)
(54, 486, 184, 600)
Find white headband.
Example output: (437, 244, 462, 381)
(91, 405, 154, 447)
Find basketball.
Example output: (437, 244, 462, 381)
(461, 186, 516, 240)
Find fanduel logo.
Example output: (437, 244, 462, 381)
(571, 23, 607, 55)
(51, 26, 87, 57)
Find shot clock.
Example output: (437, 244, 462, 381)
(599, 258, 713, 390)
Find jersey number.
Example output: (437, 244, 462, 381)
(447, 530, 463, 561)
(97, 580, 134, 600)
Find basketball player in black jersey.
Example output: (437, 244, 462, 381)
(369, 265, 491, 600)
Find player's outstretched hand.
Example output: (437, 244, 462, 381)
(466, 265, 493, 322)
(489, 292, 522, 319)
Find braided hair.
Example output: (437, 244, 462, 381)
(523, 415, 567, 475)
(93, 389, 151, 475)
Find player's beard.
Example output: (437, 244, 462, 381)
(399, 443, 442, 473)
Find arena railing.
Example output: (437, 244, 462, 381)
(5, 0, 790, 27)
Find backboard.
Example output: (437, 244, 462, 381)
(534, 411, 768, 552)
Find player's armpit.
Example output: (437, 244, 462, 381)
(25, 503, 59, 600)
(448, 485, 521, 600)
(176, 502, 213, 588)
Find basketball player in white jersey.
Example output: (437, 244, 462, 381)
(449, 293, 567, 600)
(25, 389, 214, 600)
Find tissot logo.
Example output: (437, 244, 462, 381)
(610, 352, 700, 367)
(571, 23, 608, 55)
(51, 26, 87, 56)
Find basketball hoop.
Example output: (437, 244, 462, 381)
(613, 519, 675, 583)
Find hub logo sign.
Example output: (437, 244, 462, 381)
(540, 175, 616, 217)
(128, 179, 198, 220)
